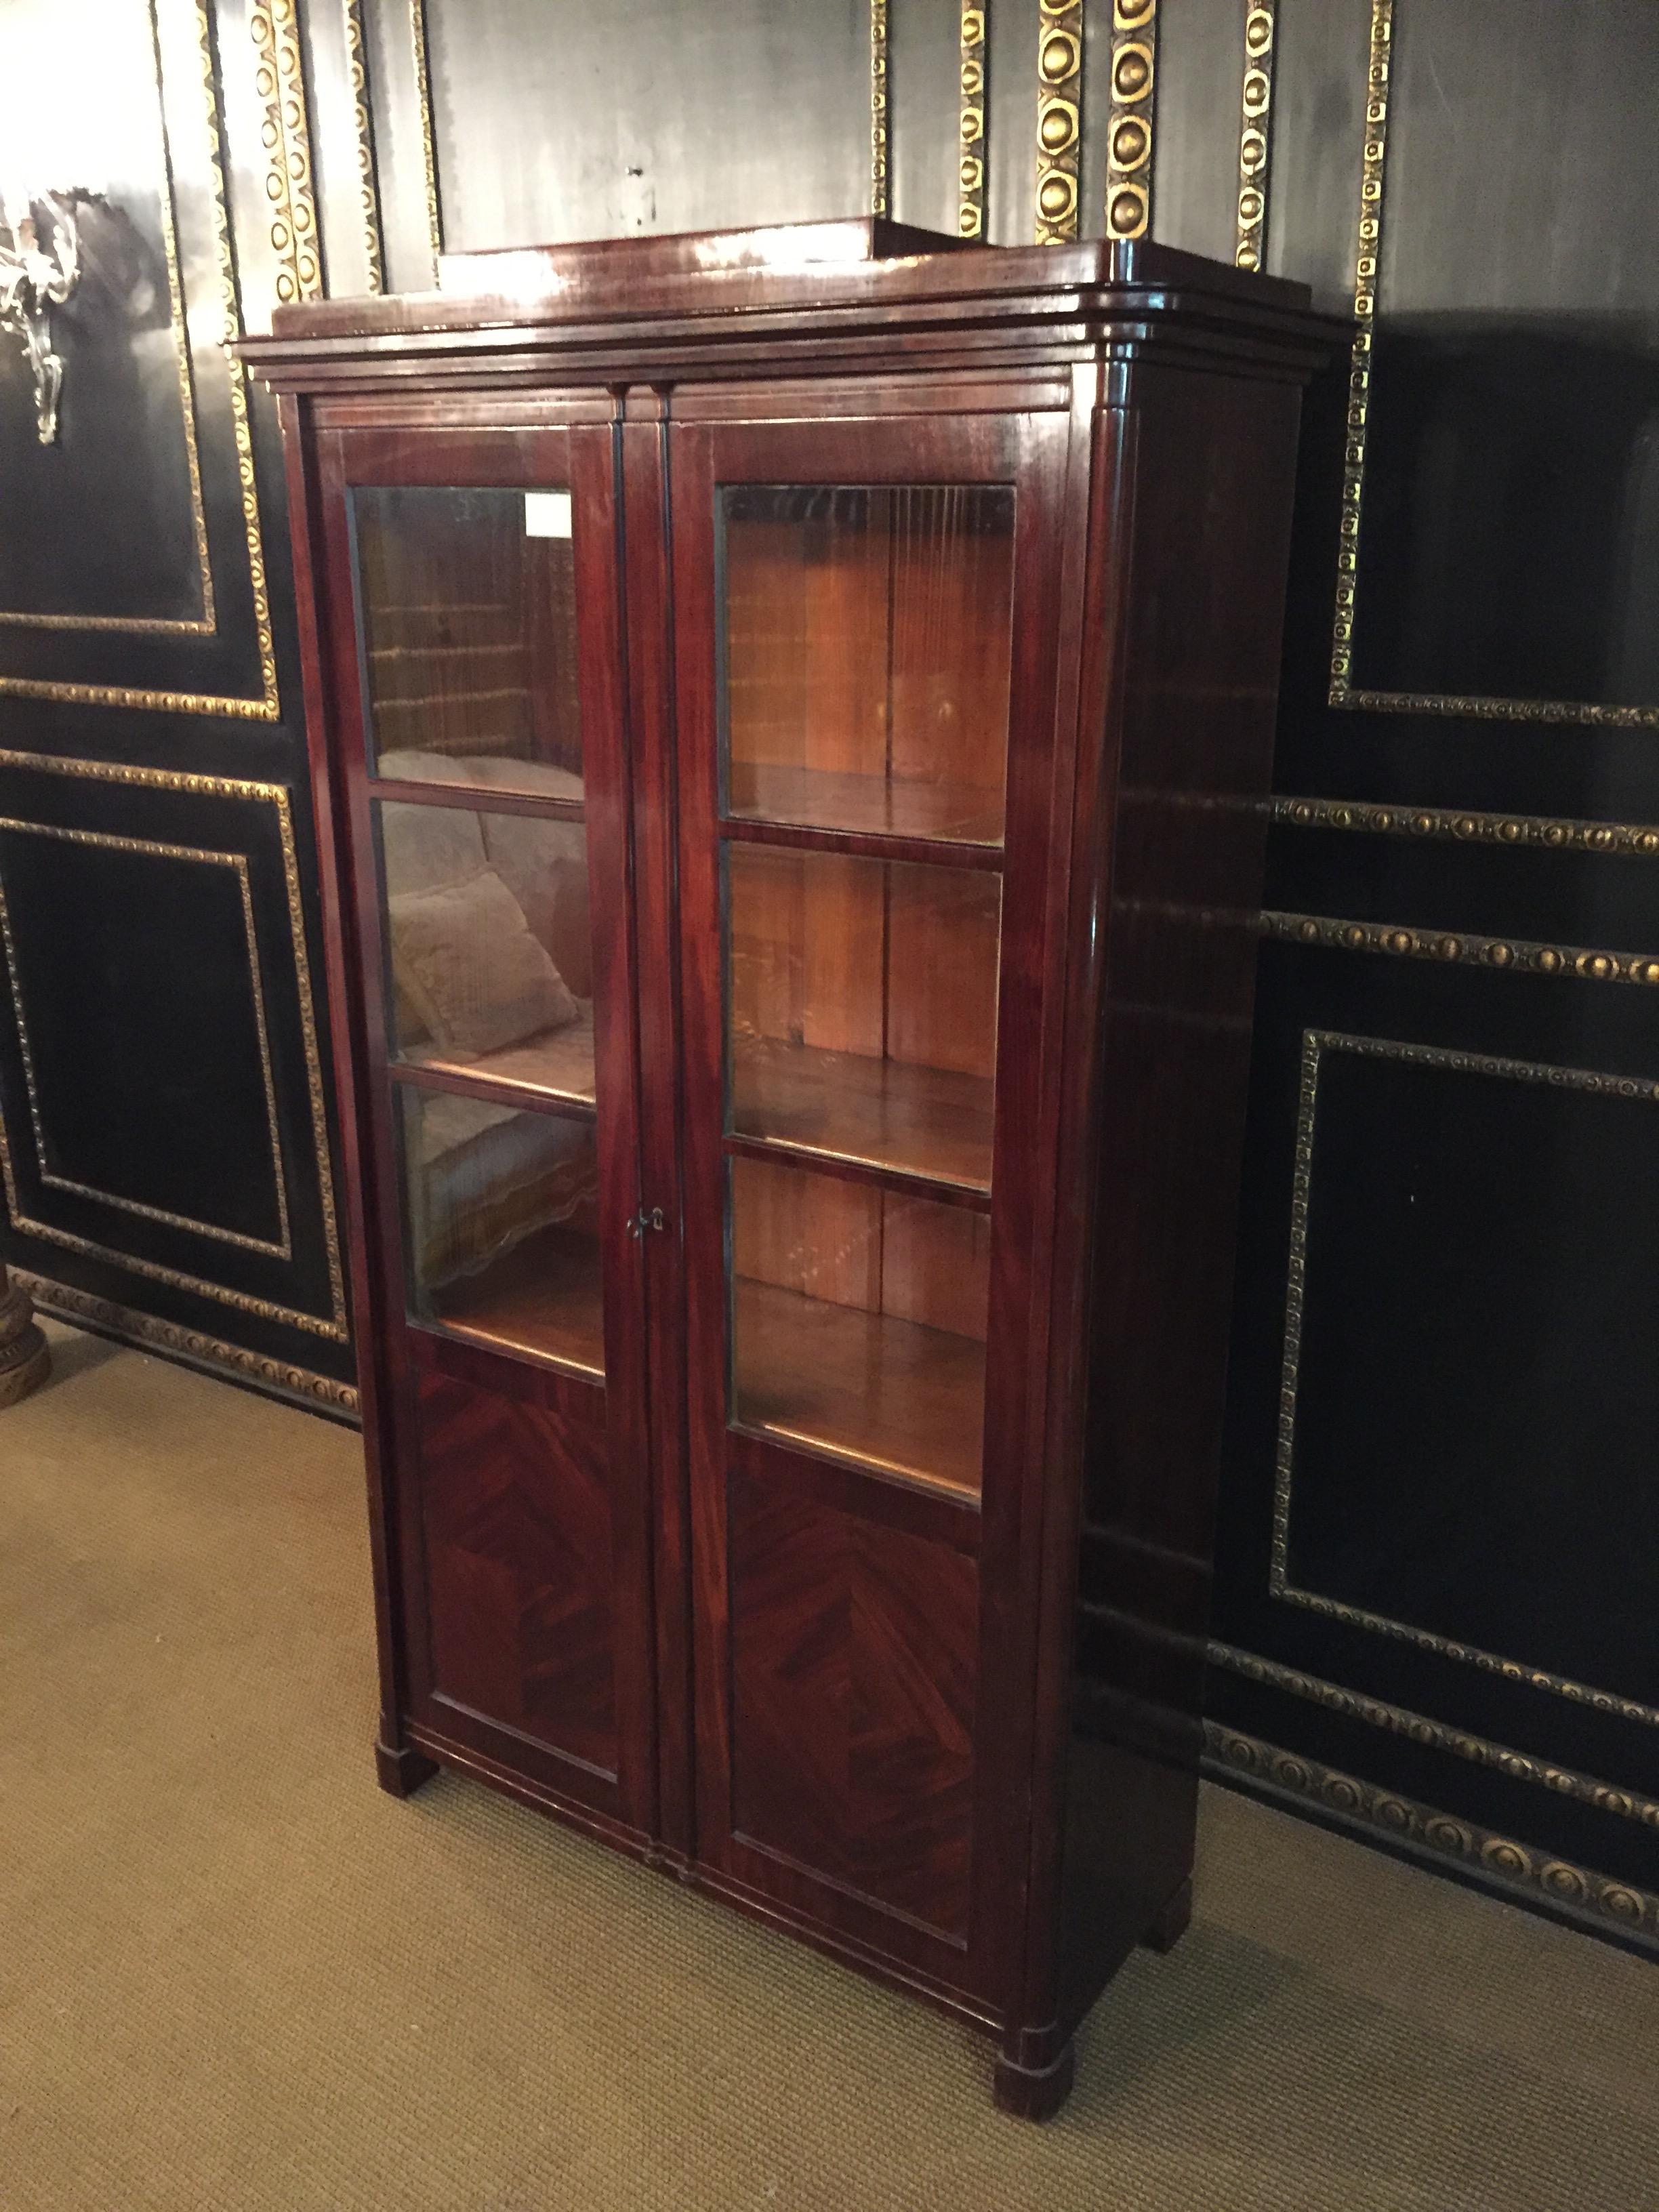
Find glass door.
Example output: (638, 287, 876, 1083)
(671, 409, 1070, 1982)
(320, 424, 653, 1830)
(358, 483, 607, 1374)
(720, 485, 1015, 1498)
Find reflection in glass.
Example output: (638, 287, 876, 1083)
(399, 1088, 603, 1376)
(379, 800, 594, 1106)
(727, 844, 1000, 1193)
(729, 1155, 988, 1498)
(353, 486, 583, 798)
(721, 485, 1015, 845)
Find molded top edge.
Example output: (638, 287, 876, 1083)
(249, 220, 1328, 356)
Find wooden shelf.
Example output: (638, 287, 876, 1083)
(732, 1276, 984, 1501)
(726, 760, 1003, 848)
(422, 1221, 605, 1380)
(729, 1035, 993, 1197)
(396, 1009, 598, 1116)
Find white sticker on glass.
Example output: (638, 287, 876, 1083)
(524, 491, 573, 539)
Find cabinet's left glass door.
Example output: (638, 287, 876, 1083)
(322, 432, 653, 1834)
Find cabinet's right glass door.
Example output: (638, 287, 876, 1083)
(676, 407, 1067, 1996)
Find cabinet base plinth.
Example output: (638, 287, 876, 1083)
(375, 1738, 439, 1797)
(993, 2041, 1075, 2122)
(1142, 1875, 1193, 1955)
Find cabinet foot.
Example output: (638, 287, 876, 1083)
(993, 2041, 1075, 2122)
(1142, 1875, 1193, 1955)
(375, 1738, 438, 1798)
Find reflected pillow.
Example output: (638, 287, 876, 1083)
(380, 798, 487, 897)
(389, 866, 579, 1060)
(480, 812, 594, 998)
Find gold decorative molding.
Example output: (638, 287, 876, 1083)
(1271, 1028, 1659, 1729)
(343, 0, 384, 291)
(1130, 787, 1659, 860)
(0, 750, 345, 1341)
(410, 0, 443, 271)
(15, 1269, 357, 1416)
(1204, 1723, 1659, 1943)
(1328, 0, 1390, 706)
(1034, 0, 1082, 243)
(251, 0, 323, 306)
(0, 0, 279, 720)
(1105, 0, 1157, 242)
(1272, 794, 1659, 857)
(1235, 1, 1276, 269)
(1263, 909, 1659, 984)
(1209, 1642, 1659, 1823)
(1327, 0, 1659, 729)
(958, 6, 987, 239)
(871, 0, 890, 220)
(0, 0, 212, 639)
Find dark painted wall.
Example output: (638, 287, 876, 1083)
(1, 0, 1655, 1946)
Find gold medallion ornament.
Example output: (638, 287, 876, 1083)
(959, 7, 988, 238)
(344, 0, 384, 292)
(251, 0, 323, 305)
(1235, 2, 1277, 268)
(871, 0, 890, 218)
(1105, 0, 1157, 241)
(1034, 0, 1082, 243)
(410, 0, 444, 270)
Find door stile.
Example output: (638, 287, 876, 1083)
(285, 403, 420, 1780)
(621, 392, 697, 1863)
(666, 422, 734, 1875)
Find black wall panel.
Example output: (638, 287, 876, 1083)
(1206, 0, 1659, 1953)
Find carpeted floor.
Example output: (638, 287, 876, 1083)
(2, 1322, 1657, 2212)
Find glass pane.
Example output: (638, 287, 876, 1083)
(721, 486, 1014, 845)
(398, 1088, 603, 1377)
(353, 486, 583, 800)
(729, 1155, 987, 1498)
(727, 844, 999, 1193)
(379, 799, 594, 1105)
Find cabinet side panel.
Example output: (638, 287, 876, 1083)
(1057, 366, 1307, 2028)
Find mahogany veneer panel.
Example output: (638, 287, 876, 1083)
(728, 1469, 979, 1940)
(417, 1366, 617, 1775)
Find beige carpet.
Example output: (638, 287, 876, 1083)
(2, 1321, 1657, 2212)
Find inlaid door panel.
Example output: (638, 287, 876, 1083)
(416, 1363, 616, 1776)
(729, 1469, 979, 1940)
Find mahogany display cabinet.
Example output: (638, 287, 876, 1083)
(245, 220, 1339, 2117)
